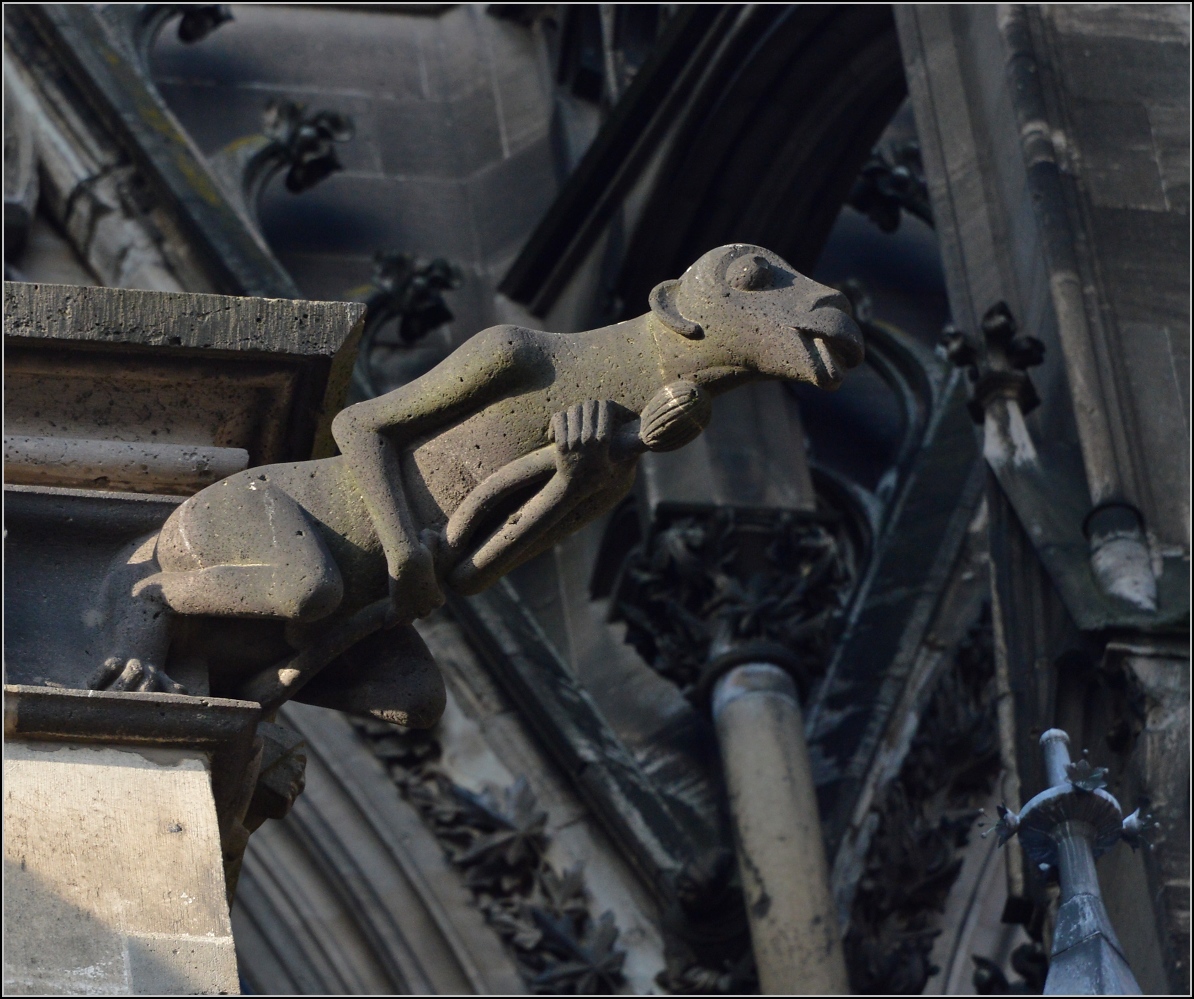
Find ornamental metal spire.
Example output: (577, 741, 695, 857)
(989, 729, 1149, 995)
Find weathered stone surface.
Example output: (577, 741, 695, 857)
(89, 244, 861, 725)
(2, 280, 365, 996)
(4, 487, 189, 692)
(4, 282, 365, 691)
(3, 741, 239, 996)
(4, 279, 363, 355)
(3, 684, 263, 903)
(713, 664, 848, 994)
(898, 6, 1189, 992)
(4, 281, 366, 473)
(898, 2, 1190, 551)
(4, 436, 250, 494)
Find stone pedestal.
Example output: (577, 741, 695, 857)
(5, 743, 238, 995)
(3, 686, 260, 996)
(3, 281, 363, 995)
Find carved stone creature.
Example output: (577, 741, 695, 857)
(89, 244, 862, 726)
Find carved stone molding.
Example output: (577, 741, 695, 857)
(3, 3, 299, 297)
(235, 703, 524, 995)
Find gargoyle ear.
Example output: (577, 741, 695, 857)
(649, 279, 702, 339)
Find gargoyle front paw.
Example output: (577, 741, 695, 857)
(551, 399, 615, 453)
(89, 656, 189, 695)
(549, 400, 623, 487)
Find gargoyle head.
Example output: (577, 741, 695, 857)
(649, 244, 864, 389)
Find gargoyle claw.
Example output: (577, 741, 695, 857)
(90, 656, 189, 695)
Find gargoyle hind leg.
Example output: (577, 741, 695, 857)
(152, 479, 345, 623)
(89, 532, 186, 694)
(91, 481, 345, 695)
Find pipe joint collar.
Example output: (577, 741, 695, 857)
(697, 640, 805, 716)
(711, 662, 799, 719)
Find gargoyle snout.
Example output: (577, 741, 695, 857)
(803, 295, 865, 371)
(653, 243, 866, 387)
(810, 288, 852, 316)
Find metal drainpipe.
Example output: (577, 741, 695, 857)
(710, 660, 850, 995)
(998, 6, 1156, 610)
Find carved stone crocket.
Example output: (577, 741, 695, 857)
(89, 244, 863, 725)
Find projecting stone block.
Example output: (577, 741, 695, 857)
(3, 280, 365, 477)
(3, 281, 365, 691)
(3, 741, 239, 996)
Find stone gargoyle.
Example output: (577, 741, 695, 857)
(90, 244, 863, 726)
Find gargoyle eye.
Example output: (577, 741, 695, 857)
(725, 254, 773, 291)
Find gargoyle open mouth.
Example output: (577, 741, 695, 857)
(812, 337, 845, 386)
(795, 297, 865, 387)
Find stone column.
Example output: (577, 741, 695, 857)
(611, 383, 854, 992)
(712, 663, 848, 994)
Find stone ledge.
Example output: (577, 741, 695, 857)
(4, 685, 261, 845)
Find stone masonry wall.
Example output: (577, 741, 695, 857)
(150, 4, 561, 350)
(1038, 4, 1190, 550)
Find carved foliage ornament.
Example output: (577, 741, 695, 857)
(847, 140, 933, 233)
(844, 607, 1005, 994)
(352, 719, 627, 994)
(613, 509, 856, 702)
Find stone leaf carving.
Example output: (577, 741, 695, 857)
(353, 719, 627, 994)
(846, 140, 933, 233)
(349, 251, 465, 399)
(612, 509, 855, 701)
(209, 100, 355, 227)
(843, 608, 1005, 994)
